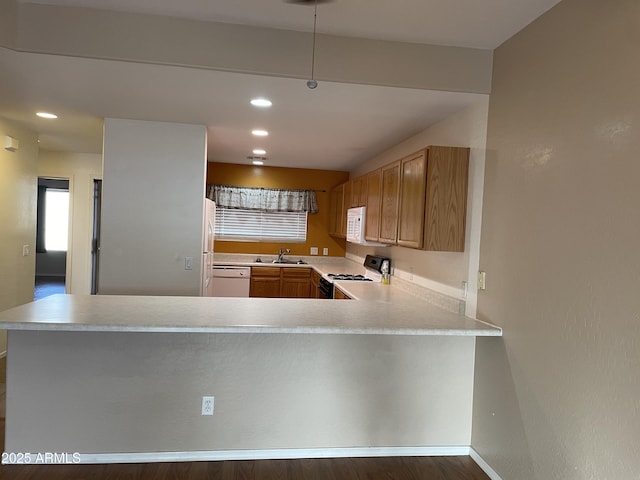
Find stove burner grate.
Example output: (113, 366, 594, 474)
(327, 274, 373, 281)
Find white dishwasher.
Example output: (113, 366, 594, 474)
(211, 266, 251, 297)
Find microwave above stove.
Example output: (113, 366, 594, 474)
(346, 207, 390, 247)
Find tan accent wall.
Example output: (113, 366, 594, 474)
(207, 162, 349, 257)
(0, 118, 38, 353)
(473, 0, 640, 478)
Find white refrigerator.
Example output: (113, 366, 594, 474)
(201, 199, 216, 296)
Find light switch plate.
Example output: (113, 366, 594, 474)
(323, 248, 329, 256)
(478, 271, 487, 290)
(310, 247, 318, 255)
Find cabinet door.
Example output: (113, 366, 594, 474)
(250, 277, 281, 297)
(340, 181, 351, 237)
(281, 268, 311, 298)
(310, 270, 321, 298)
(250, 267, 281, 297)
(424, 146, 469, 252)
(334, 287, 351, 300)
(329, 183, 346, 238)
(397, 150, 427, 248)
(364, 168, 382, 241)
(378, 160, 401, 244)
(351, 175, 367, 207)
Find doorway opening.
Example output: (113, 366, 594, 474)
(35, 177, 70, 300)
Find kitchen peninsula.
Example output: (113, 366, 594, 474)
(0, 271, 500, 464)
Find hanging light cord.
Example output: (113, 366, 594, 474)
(310, 0, 317, 81)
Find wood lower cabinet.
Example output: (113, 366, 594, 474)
(378, 160, 401, 244)
(250, 267, 313, 298)
(281, 268, 312, 298)
(334, 287, 351, 300)
(310, 270, 321, 298)
(249, 267, 281, 298)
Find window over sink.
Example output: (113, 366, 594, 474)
(215, 207, 307, 243)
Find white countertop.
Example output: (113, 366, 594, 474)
(0, 293, 500, 336)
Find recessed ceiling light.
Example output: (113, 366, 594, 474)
(251, 129, 269, 137)
(252, 160, 265, 166)
(250, 98, 272, 108)
(252, 149, 267, 155)
(36, 112, 58, 119)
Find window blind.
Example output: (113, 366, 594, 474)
(215, 207, 308, 243)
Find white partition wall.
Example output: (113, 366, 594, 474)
(99, 119, 207, 296)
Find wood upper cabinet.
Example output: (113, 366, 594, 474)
(250, 267, 281, 298)
(364, 168, 382, 241)
(329, 182, 346, 238)
(424, 146, 469, 252)
(281, 268, 312, 298)
(378, 160, 401, 244)
(397, 150, 428, 248)
(351, 175, 367, 207)
(341, 181, 352, 236)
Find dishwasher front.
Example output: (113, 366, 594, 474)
(211, 266, 251, 297)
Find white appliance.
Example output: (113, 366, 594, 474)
(211, 266, 251, 297)
(201, 199, 216, 296)
(346, 206, 390, 247)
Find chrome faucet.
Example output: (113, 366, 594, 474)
(277, 248, 291, 262)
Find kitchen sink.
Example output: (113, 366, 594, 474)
(272, 259, 306, 264)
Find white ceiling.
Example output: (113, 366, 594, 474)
(2, 1, 562, 171)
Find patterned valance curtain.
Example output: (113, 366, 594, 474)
(207, 184, 319, 214)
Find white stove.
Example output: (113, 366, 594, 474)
(319, 255, 390, 298)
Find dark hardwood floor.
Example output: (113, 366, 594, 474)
(0, 356, 489, 480)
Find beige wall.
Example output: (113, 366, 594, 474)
(38, 151, 103, 295)
(0, 118, 38, 354)
(0, 0, 17, 47)
(99, 119, 207, 296)
(473, 0, 640, 478)
(7, 330, 475, 453)
(348, 98, 489, 315)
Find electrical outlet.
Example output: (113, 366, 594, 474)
(310, 247, 318, 255)
(201, 396, 214, 416)
(22, 245, 30, 256)
(323, 247, 329, 256)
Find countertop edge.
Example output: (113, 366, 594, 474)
(2, 322, 502, 336)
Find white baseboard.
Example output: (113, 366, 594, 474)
(470, 448, 503, 480)
(12, 446, 471, 465)
(7, 446, 503, 475)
